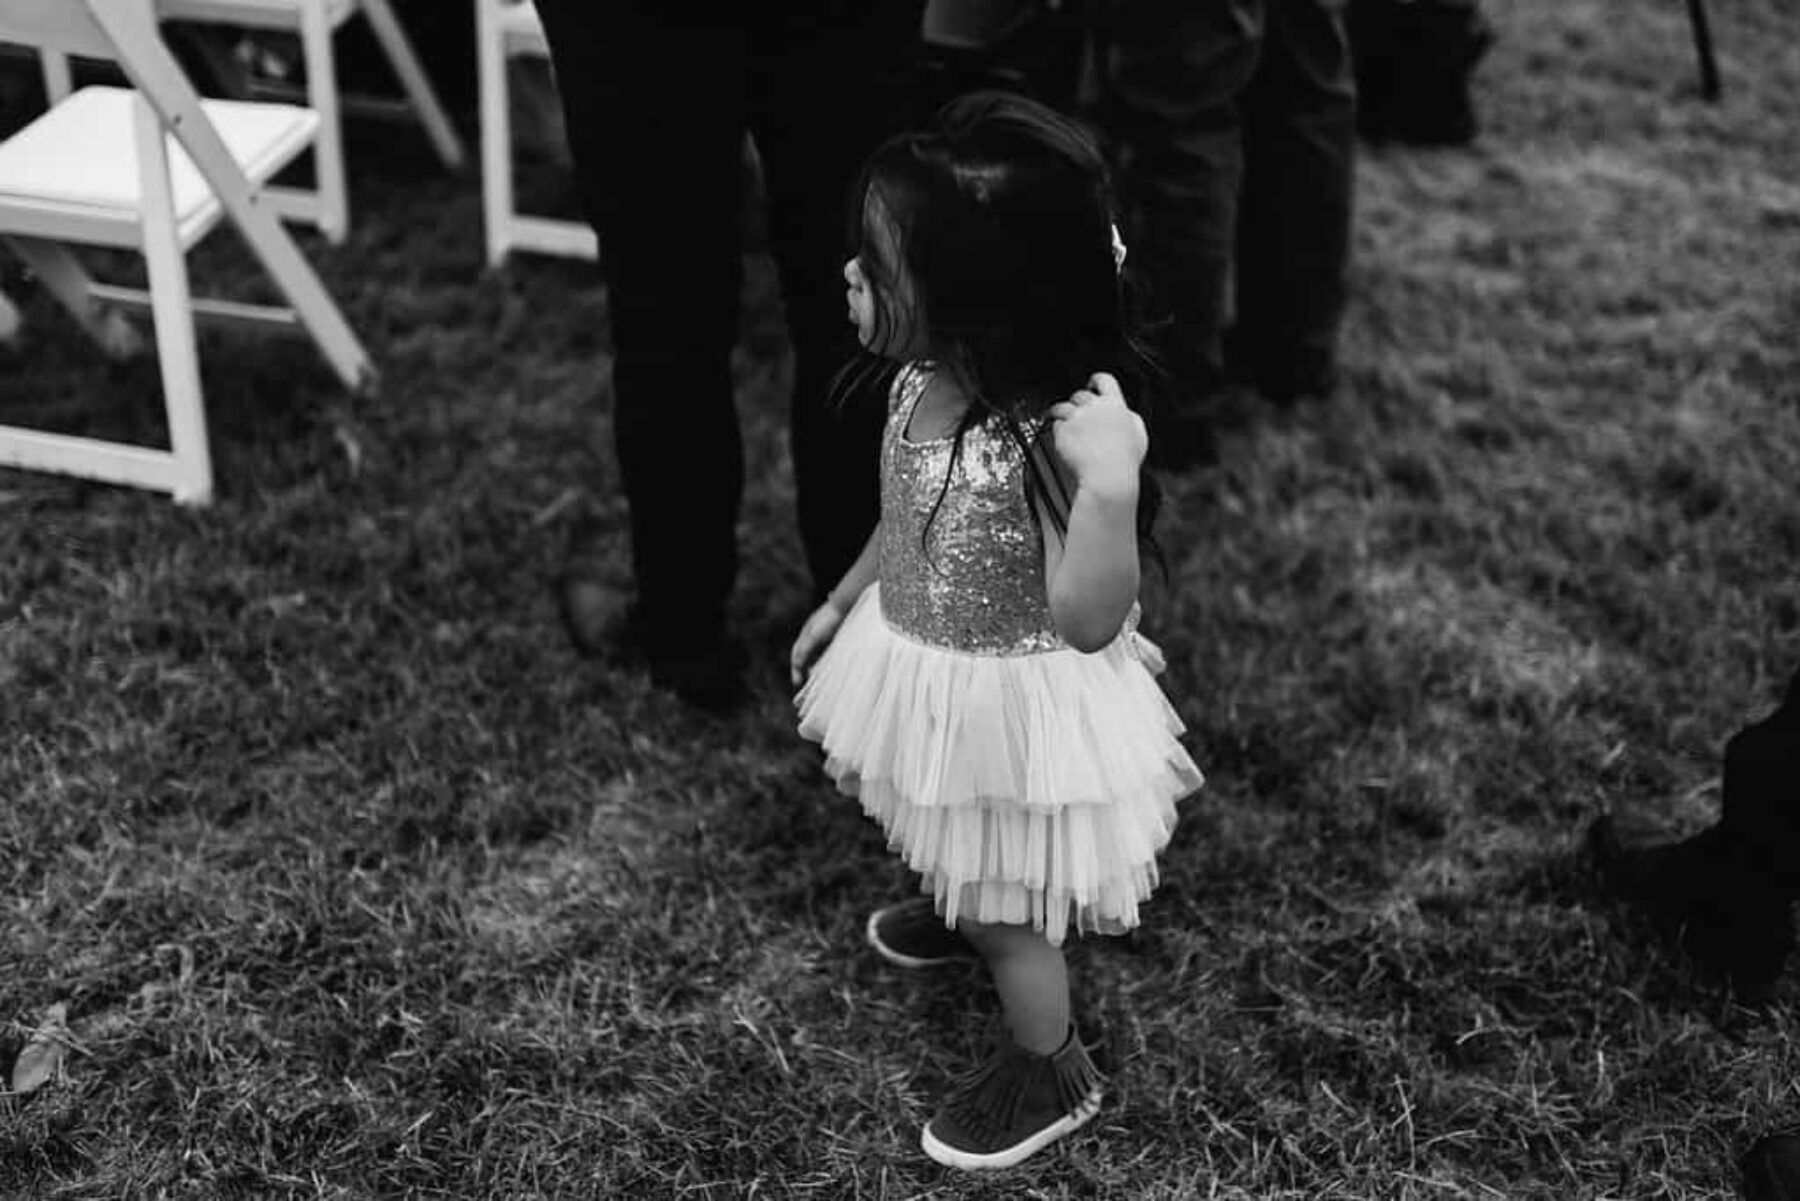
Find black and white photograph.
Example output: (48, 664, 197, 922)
(2, 0, 1797, 1195)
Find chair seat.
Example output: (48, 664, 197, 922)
(157, 0, 357, 31)
(0, 86, 318, 245)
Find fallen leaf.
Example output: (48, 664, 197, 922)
(11, 1002, 69, 1095)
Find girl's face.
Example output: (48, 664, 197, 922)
(843, 254, 880, 349)
(844, 199, 922, 359)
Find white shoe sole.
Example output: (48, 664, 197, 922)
(919, 1089, 1103, 1171)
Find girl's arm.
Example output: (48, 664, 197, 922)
(825, 523, 882, 614)
(1035, 374, 1144, 652)
(790, 523, 882, 685)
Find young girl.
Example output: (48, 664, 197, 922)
(790, 91, 1204, 1171)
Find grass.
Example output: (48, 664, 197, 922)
(4, 1, 1800, 1196)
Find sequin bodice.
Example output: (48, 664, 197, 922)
(878, 363, 1064, 656)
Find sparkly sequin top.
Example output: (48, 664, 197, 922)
(877, 362, 1066, 656)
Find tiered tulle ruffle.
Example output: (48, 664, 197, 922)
(797, 584, 1203, 945)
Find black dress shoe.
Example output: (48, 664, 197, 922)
(1246, 357, 1339, 409)
(646, 636, 749, 716)
(557, 538, 747, 715)
(1588, 667, 1800, 1004)
(1587, 816, 1794, 1004)
(1745, 1131, 1800, 1201)
(1223, 332, 1340, 409)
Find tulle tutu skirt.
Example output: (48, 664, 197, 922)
(797, 584, 1203, 945)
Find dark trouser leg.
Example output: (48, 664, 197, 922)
(1231, 0, 1356, 402)
(533, 6, 746, 647)
(748, 5, 922, 599)
(1104, 0, 1262, 398)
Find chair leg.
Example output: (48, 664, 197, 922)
(301, 0, 351, 243)
(477, 2, 514, 266)
(1686, 0, 1722, 101)
(135, 96, 215, 505)
(40, 51, 74, 103)
(3, 237, 145, 359)
(359, 0, 468, 170)
(219, 188, 376, 396)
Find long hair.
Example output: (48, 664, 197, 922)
(836, 90, 1163, 560)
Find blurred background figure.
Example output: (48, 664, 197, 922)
(1588, 666, 1800, 1005)
(1346, 0, 1495, 147)
(1098, 0, 1357, 470)
(914, 0, 1095, 116)
(533, 3, 924, 713)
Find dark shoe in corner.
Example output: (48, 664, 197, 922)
(1744, 1130, 1800, 1201)
(1587, 815, 1794, 1004)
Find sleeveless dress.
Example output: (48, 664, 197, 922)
(797, 363, 1203, 945)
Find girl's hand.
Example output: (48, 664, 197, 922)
(790, 601, 847, 687)
(1047, 373, 1146, 499)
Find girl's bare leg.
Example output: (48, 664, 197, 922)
(958, 919, 1070, 1054)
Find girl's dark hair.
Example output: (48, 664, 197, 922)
(837, 89, 1164, 562)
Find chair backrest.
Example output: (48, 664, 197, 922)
(3, 0, 277, 227)
(0, 0, 120, 60)
(1, 0, 212, 133)
(0, 1, 117, 104)
(3, 0, 373, 394)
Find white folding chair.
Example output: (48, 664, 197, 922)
(475, 0, 595, 267)
(149, 0, 467, 243)
(0, 0, 375, 505)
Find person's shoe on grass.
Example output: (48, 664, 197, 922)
(1744, 1128, 1800, 1201)
(558, 519, 747, 716)
(644, 635, 749, 716)
(1586, 666, 1800, 1005)
(1223, 332, 1341, 409)
(921, 1026, 1104, 1171)
(1587, 816, 1794, 1006)
(865, 898, 980, 968)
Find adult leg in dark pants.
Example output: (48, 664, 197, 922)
(1105, 1, 1259, 404)
(1230, 0, 1356, 406)
(534, 6, 920, 710)
(747, 8, 919, 599)
(1103, 0, 1355, 467)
